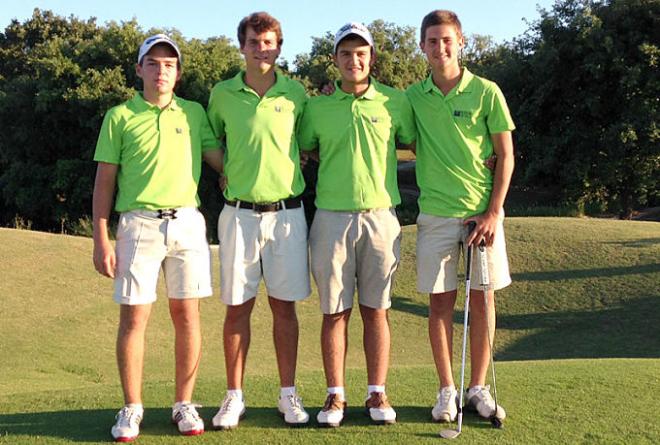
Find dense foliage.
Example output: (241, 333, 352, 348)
(0, 0, 657, 235)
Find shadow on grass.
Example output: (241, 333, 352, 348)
(0, 407, 294, 442)
(511, 263, 660, 282)
(496, 296, 660, 361)
(604, 237, 660, 248)
(0, 405, 482, 441)
(391, 294, 427, 317)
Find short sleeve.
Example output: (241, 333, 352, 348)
(396, 94, 417, 145)
(93, 108, 123, 164)
(486, 84, 515, 134)
(206, 86, 226, 142)
(297, 102, 318, 151)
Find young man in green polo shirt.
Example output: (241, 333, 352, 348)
(406, 10, 514, 424)
(205, 12, 310, 429)
(298, 22, 416, 427)
(93, 34, 220, 441)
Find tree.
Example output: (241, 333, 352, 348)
(0, 9, 242, 233)
(501, 0, 659, 217)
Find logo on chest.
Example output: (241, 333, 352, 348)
(453, 110, 472, 119)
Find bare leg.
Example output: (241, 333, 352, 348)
(468, 289, 496, 387)
(321, 309, 352, 387)
(117, 304, 152, 404)
(223, 298, 256, 389)
(268, 297, 299, 388)
(359, 305, 390, 386)
(429, 291, 458, 388)
(169, 298, 202, 402)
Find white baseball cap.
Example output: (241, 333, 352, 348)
(333, 22, 374, 53)
(137, 33, 182, 65)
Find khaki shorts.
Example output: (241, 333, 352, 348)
(310, 208, 401, 314)
(416, 213, 511, 293)
(217, 204, 311, 305)
(113, 208, 213, 305)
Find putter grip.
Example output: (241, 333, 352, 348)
(479, 246, 490, 286)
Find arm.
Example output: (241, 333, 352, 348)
(465, 131, 514, 246)
(203, 148, 224, 173)
(92, 162, 118, 278)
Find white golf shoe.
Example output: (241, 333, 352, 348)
(110, 405, 143, 442)
(432, 386, 458, 422)
(465, 385, 506, 420)
(172, 402, 204, 436)
(365, 392, 396, 425)
(278, 393, 310, 426)
(212, 393, 246, 430)
(316, 393, 346, 427)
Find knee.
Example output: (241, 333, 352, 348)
(170, 302, 200, 329)
(429, 293, 456, 318)
(225, 300, 254, 325)
(359, 305, 388, 325)
(269, 298, 297, 322)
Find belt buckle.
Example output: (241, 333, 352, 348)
(254, 201, 280, 212)
(157, 209, 178, 219)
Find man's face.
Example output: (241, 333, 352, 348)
(333, 38, 374, 84)
(241, 27, 281, 74)
(420, 24, 464, 71)
(136, 45, 181, 95)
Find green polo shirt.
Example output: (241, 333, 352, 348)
(94, 93, 218, 212)
(298, 79, 416, 211)
(207, 71, 307, 202)
(406, 68, 515, 217)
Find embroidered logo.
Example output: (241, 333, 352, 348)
(371, 116, 379, 123)
(176, 128, 183, 134)
(453, 110, 472, 119)
(275, 106, 282, 112)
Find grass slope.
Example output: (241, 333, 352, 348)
(1, 217, 659, 444)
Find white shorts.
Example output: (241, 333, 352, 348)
(416, 213, 511, 294)
(113, 208, 213, 305)
(309, 208, 401, 314)
(217, 204, 311, 305)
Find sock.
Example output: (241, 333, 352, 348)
(280, 386, 296, 398)
(327, 386, 345, 399)
(126, 403, 143, 413)
(468, 385, 484, 396)
(367, 385, 385, 395)
(227, 389, 243, 400)
(173, 400, 190, 412)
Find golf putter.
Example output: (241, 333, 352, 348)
(439, 222, 476, 439)
(478, 241, 503, 428)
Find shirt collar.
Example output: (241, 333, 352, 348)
(132, 92, 182, 111)
(229, 70, 288, 95)
(423, 67, 474, 97)
(333, 77, 378, 100)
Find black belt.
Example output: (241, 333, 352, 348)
(226, 196, 302, 212)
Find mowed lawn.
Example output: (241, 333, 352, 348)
(1, 217, 659, 444)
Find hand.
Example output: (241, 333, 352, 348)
(484, 154, 497, 171)
(464, 210, 501, 247)
(300, 151, 309, 169)
(320, 81, 335, 96)
(93, 238, 116, 278)
(218, 174, 227, 192)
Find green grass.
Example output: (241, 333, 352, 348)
(1, 217, 659, 444)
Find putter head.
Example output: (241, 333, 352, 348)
(439, 429, 461, 439)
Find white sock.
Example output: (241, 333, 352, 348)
(367, 385, 385, 395)
(227, 389, 243, 400)
(280, 386, 296, 398)
(327, 386, 345, 398)
(173, 400, 190, 411)
(126, 403, 143, 413)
